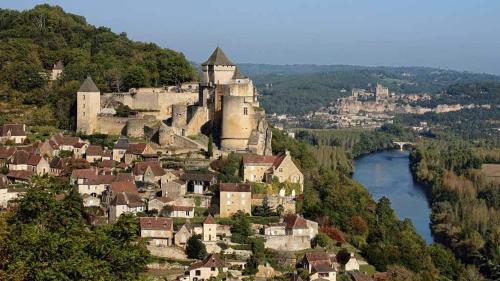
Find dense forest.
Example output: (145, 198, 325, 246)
(0, 5, 197, 130)
(0, 177, 151, 280)
(410, 140, 500, 280)
(242, 63, 500, 115)
(270, 128, 484, 281)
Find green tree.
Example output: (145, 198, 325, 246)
(207, 134, 214, 158)
(186, 235, 207, 260)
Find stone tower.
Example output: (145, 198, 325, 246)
(51, 60, 64, 81)
(76, 76, 101, 135)
(201, 47, 236, 85)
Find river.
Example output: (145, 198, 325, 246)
(353, 150, 433, 244)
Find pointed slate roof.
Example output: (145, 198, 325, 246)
(114, 136, 130, 150)
(53, 60, 64, 70)
(78, 76, 100, 92)
(202, 47, 235, 66)
(232, 67, 247, 79)
(203, 214, 216, 224)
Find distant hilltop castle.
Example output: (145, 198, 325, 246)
(76, 47, 272, 155)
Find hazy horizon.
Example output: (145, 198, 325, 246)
(3, 0, 500, 75)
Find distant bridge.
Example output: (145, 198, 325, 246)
(393, 141, 415, 151)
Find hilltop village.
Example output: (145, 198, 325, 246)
(271, 84, 494, 129)
(0, 48, 376, 281)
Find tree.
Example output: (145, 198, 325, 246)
(312, 232, 333, 248)
(243, 255, 259, 275)
(186, 235, 207, 260)
(230, 211, 252, 243)
(207, 134, 214, 158)
(115, 104, 133, 117)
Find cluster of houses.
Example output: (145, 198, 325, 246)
(0, 123, 372, 281)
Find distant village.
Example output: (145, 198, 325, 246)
(270, 84, 493, 130)
(0, 48, 384, 281)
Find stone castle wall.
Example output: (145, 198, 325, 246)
(96, 116, 128, 135)
(264, 235, 311, 251)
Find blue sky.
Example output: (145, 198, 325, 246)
(3, 0, 500, 74)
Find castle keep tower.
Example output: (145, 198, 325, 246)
(76, 76, 101, 135)
(201, 47, 236, 85)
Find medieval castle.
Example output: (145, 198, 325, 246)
(76, 47, 272, 155)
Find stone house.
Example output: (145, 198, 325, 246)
(112, 136, 129, 162)
(70, 167, 98, 185)
(133, 161, 166, 184)
(27, 155, 50, 175)
(140, 217, 174, 246)
(85, 145, 111, 163)
(77, 174, 115, 197)
(8, 150, 30, 171)
(33, 140, 55, 158)
(284, 214, 318, 239)
(184, 254, 228, 281)
(6, 170, 33, 184)
(241, 150, 304, 190)
(50, 134, 87, 158)
(124, 143, 152, 164)
(161, 179, 187, 198)
(109, 191, 144, 222)
(170, 205, 195, 218)
(148, 196, 174, 213)
(219, 183, 251, 218)
(264, 223, 287, 236)
(0, 124, 27, 144)
(344, 253, 360, 272)
(203, 214, 217, 242)
(175, 223, 193, 248)
(49, 157, 69, 176)
(182, 173, 217, 194)
(302, 252, 337, 281)
(0, 181, 26, 208)
(0, 146, 16, 165)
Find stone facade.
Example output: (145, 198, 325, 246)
(219, 183, 251, 218)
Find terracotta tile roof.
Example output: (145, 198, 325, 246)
(73, 142, 86, 148)
(52, 134, 81, 147)
(133, 161, 165, 177)
(84, 174, 115, 185)
(181, 172, 216, 182)
(0, 146, 16, 159)
(172, 205, 194, 212)
(242, 153, 287, 168)
(284, 214, 309, 229)
(188, 254, 225, 271)
(311, 261, 334, 273)
(304, 252, 331, 263)
(9, 150, 30, 165)
(86, 145, 104, 156)
(125, 143, 147, 154)
(117, 162, 129, 169)
(26, 155, 43, 166)
(203, 214, 216, 224)
(0, 124, 26, 137)
(49, 157, 69, 171)
(140, 217, 173, 231)
(113, 192, 143, 208)
(99, 159, 116, 168)
(71, 168, 97, 179)
(220, 183, 251, 193)
(116, 172, 134, 182)
(18, 146, 37, 155)
(7, 170, 33, 181)
(111, 181, 138, 194)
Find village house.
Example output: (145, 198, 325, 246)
(283, 214, 318, 239)
(70, 167, 98, 185)
(26, 155, 50, 175)
(8, 150, 30, 171)
(161, 179, 187, 198)
(49, 156, 69, 176)
(33, 140, 55, 158)
(170, 205, 195, 218)
(148, 196, 174, 213)
(139, 217, 174, 246)
(0, 183, 26, 209)
(0, 146, 16, 164)
(6, 170, 33, 184)
(219, 183, 251, 218)
(241, 150, 304, 190)
(124, 143, 152, 164)
(0, 124, 27, 144)
(182, 254, 228, 281)
(112, 136, 129, 162)
(302, 252, 337, 281)
(182, 173, 217, 194)
(203, 214, 217, 242)
(264, 214, 318, 251)
(109, 191, 144, 222)
(85, 145, 111, 163)
(345, 253, 360, 272)
(132, 161, 166, 184)
(175, 223, 194, 248)
(51, 134, 87, 158)
(77, 174, 115, 197)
